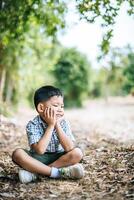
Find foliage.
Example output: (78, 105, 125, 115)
(104, 49, 127, 96)
(90, 69, 106, 98)
(53, 48, 91, 107)
(90, 47, 134, 98)
(76, 0, 134, 56)
(123, 53, 134, 95)
(0, 0, 67, 106)
(0, 102, 9, 116)
(0, 0, 66, 42)
(0, 40, 22, 103)
(1, 0, 134, 113)
(91, 81, 102, 98)
(18, 28, 61, 107)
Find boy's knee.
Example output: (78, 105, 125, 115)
(70, 147, 83, 163)
(12, 148, 24, 161)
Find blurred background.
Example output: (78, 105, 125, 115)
(0, 0, 134, 115)
(0, 2, 134, 198)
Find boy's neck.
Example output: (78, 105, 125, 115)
(39, 115, 47, 124)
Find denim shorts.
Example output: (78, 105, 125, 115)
(24, 149, 66, 165)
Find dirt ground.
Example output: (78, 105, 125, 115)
(0, 96, 134, 200)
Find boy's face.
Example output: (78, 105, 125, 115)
(39, 95, 64, 120)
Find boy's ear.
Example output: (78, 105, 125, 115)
(37, 103, 44, 113)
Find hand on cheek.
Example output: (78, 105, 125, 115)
(43, 106, 56, 126)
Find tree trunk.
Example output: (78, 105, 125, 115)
(5, 77, 13, 104)
(0, 67, 6, 102)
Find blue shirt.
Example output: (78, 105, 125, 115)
(26, 115, 75, 153)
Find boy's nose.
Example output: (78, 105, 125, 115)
(57, 108, 62, 112)
(57, 107, 62, 112)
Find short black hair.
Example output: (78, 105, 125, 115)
(34, 85, 63, 110)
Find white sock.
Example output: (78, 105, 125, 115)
(50, 167, 60, 178)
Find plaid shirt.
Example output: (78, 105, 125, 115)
(26, 115, 75, 153)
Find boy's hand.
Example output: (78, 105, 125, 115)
(43, 106, 56, 126)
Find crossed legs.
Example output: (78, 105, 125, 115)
(12, 148, 83, 177)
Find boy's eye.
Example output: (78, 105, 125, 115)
(53, 104, 64, 108)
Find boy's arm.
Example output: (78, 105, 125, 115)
(31, 107, 56, 154)
(31, 124, 54, 154)
(55, 120, 75, 152)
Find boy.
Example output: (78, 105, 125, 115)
(12, 85, 84, 183)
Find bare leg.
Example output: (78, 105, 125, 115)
(12, 148, 51, 176)
(49, 148, 83, 168)
(12, 147, 83, 175)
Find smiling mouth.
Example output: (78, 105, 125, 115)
(56, 114, 62, 117)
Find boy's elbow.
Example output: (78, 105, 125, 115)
(36, 148, 45, 155)
(31, 144, 45, 155)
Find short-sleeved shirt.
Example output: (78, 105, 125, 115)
(26, 115, 75, 153)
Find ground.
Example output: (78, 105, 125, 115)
(0, 96, 134, 200)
